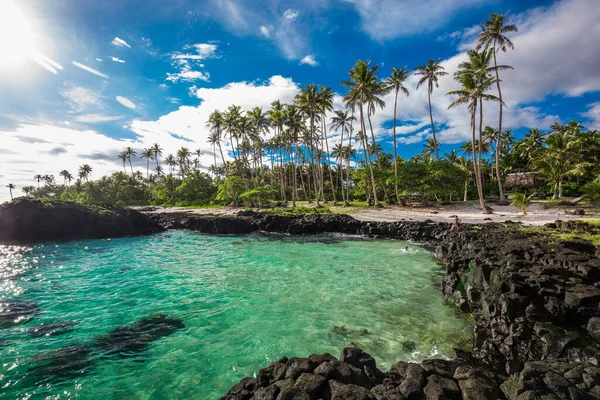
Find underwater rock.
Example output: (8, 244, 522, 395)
(93, 313, 185, 357)
(0, 301, 40, 328)
(28, 321, 77, 338)
(27, 313, 184, 382)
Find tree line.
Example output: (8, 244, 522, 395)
(5, 12, 600, 208)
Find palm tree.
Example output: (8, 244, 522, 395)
(384, 66, 410, 204)
(151, 143, 163, 168)
(155, 165, 164, 176)
(6, 183, 15, 200)
(117, 151, 128, 174)
(295, 84, 324, 206)
(515, 128, 546, 164)
(447, 69, 500, 213)
(509, 192, 533, 215)
(125, 147, 137, 175)
(59, 170, 73, 186)
(34, 174, 43, 188)
(477, 11, 518, 202)
(141, 148, 155, 179)
(43, 174, 55, 186)
(78, 164, 92, 182)
(319, 86, 336, 205)
(533, 130, 586, 198)
(330, 109, 355, 206)
(415, 58, 448, 159)
(342, 60, 384, 207)
(164, 154, 177, 175)
(176, 147, 191, 177)
(194, 149, 204, 170)
(22, 185, 35, 197)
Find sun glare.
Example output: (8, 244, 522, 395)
(0, 1, 62, 74)
(0, 2, 35, 68)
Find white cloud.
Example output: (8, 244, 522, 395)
(95, 58, 103, 62)
(110, 56, 125, 63)
(299, 55, 318, 66)
(260, 25, 271, 38)
(166, 70, 210, 83)
(72, 61, 109, 79)
(166, 43, 217, 84)
(116, 96, 136, 109)
(73, 114, 123, 123)
(342, 0, 486, 41)
(282, 9, 299, 22)
(59, 83, 102, 113)
(582, 102, 600, 129)
(111, 37, 131, 48)
(166, 97, 180, 104)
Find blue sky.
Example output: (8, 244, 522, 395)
(1, 0, 600, 200)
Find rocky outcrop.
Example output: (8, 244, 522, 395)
(0, 200, 165, 244)
(436, 222, 600, 375)
(149, 211, 450, 242)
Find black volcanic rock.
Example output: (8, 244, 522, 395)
(0, 200, 164, 244)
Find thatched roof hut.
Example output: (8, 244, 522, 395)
(505, 172, 540, 188)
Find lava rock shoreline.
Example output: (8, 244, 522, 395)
(0, 199, 165, 244)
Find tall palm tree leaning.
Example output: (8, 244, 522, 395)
(384, 66, 410, 205)
(6, 183, 15, 200)
(329, 109, 355, 206)
(414, 59, 448, 159)
(477, 11, 518, 202)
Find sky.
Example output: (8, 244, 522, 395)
(1, 0, 600, 202)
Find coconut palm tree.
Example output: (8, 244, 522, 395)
(155, 165, 164, 176)
(59, 170, 73, 186)
(224, 105, 250, 192)
(194, 149, 204, 170)
(477, 11, 518, 201)
(117, 151, 128, 174)
(414, 59, 448, 159)
(509, 192, 533, 215)
(22, 185, 35, 197)
(176, 147, 191, 177)
(533, 130, 586, 198)
(78, 164, 92, 182)
(447, 70, 500, 213)
(141, 148, 155, 179)
(330, 109, 355, 205)
(43, 175, 55, 186)
(34, 174, 43, 188)
(342, 60, 384, 207)
(319, 86, 337, 204)
(164, 154, 177, 175)
(6, 183, 15, 200)
(125, 147, 137, 175)
(151, 143, 163, 168)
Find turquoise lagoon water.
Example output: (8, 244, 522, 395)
(0, 231, 472, 399)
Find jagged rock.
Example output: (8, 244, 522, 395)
(294, 373, 326, 397)
(587, 318, 600, 342)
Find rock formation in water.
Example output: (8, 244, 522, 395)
(27, 313, 184, 383)
(0, 199, 165, 244)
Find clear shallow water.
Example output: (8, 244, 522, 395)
(0, 231, 472, 399)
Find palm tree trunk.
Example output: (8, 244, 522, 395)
(129, 158, 133, 175)
(291, 147, 298, 207)
(428, 89, 439, 159)
(559, 177, 563, 198)
(367, 111, 390, 204)
(470, 106, 484, 212)
(346, 113, 355, 205)
(464, 179, 468, 202)
(217, 142, 238, 207)
(229, 134, 249, 192)
(477, 99, 487, 213)
(493, 44, 506, 202)
(146, 159, 149, 179)
(361, 106, 380, 207)
(323, 120, 337, 205)
(339, 125, 346, 205)
(393, 89, 401, 205)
